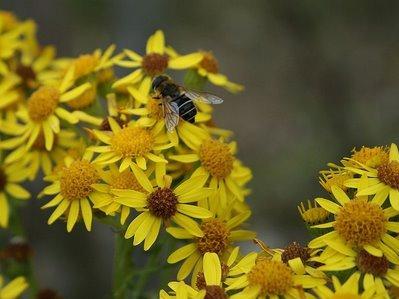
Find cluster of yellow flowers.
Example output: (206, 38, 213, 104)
(1, 10, 399, 299)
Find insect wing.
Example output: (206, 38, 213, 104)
(184, 90, 223, 104)
(164, 101, 180, 132)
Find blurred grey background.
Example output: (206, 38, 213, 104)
(3, 0, 399, 298)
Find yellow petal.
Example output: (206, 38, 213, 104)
(80, 197, 92, 231)
(67, 200, 80, 232)
(167, 243, 197, 264)
(168, 53, 204, 69)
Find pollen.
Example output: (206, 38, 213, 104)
(319, 172, 352, 193)
(27, 86, 59, 122)
(199, 140, 234, 180)
(298, 200, 330, 225)
(281, 242, 310, 264)
(248, 259, 293, 296)
(351, 146, 388, 168)
(73, 54, 99, 79)
(357, 249, 388, 277)
(148, 98, 164, 120)
(110, 127, 154, 158)
(200, 52, 219, 74)
(147, 188, 178, 219)
(334, 198, 386, 246)
(204, 286, 227, 299)
(197, 219, 230, 255)
(378, 161, 399, 189)
(60, 160, 99, 200)
(141, 53, 169, 77)
(0, 168, 7, 191)
(110, 170, 145, 192)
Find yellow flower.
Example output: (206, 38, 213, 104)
(113, 30, 203, 94)
(0, 66, 93, 151)
(314, 272, 376, 299)
(298, 199, 330, 225)
(194, 51, 243, 93)
(161, 252, 226, 298)
(112, 167, 213, 250)
(40, 152, 100, 232)
(89, 118, 171, 171)
(166, 209, 255, 282)
(344, 143, 399, 211)
(314, 247, 399, 298)
(344, 146, 389, 169)
(225, 253, 325, 299)
(0, 73, 21, 113)
(3, 130, 82, 180)
(0, 162, 30, 227)
(169, 138, 251, 204)
(319, 167, 352, 193)
(89, 163, 148, 225)
(0, 276, 28, 299)
(309, 186, 399, 261)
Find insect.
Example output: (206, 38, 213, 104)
(151, 75, 223, 132)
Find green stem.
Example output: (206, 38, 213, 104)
(112, 232, 134, 299)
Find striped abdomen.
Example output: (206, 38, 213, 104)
(171, 94, 197, 123)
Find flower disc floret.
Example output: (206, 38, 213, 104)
(334, 199, 386, 246)
(248, 259, 293, 296)
(197, 219, 230, 255)
(378, 161, 399, 189)
(147, 188, 178, 219)
(110, 127, 154, 158)
(60, 160, 99, 200)
(199, 140, 233, 179)
(27, 86, 59, 122)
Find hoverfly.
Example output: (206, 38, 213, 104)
(151, 75, 223, 132)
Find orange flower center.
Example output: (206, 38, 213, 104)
(357, 249, 389, 276)
(199, 52, 219, 74)
(27, 86, 59, 122)
(248, 259, 293, 296)
(199, 140, 233, 180)
(197, 219, 230, 255)
(110, 170, 145, 191)
(147, 188, 178, 219)
(378, 161, 399, 189)
(334, 199, 386, 246)
(60, 160, 99, 200)
(111, 127, 154, 158)
(142, 53, 169, 77)
(67, 85, 97, 110)
(281, 242, 310, 264)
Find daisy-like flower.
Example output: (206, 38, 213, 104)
(0, 66, 93, 151)
(314, 246, 399, 298)
(225, 252, 325, 299)
(89, 118, 171, 171)
(0, 162, 30, 228)
(40, 152, 101, 232)
(169, 138, 252, 204)
(298, 199, 330, 226)
(166, 209, 256, 282)
(161, 252, 227, 299)
(343, 146, 389, 169)
(319, 166, 352, 193)
(89, 164, 147, 225)
(112, 166, 213, 250)
(314, 272, 376, 299)
(113, 30, 203, 95)
(344, 143, 399, 211)
(309, 185, 399, 262)
(4, 130, 82, 180)
(0, 276, 28, 299)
